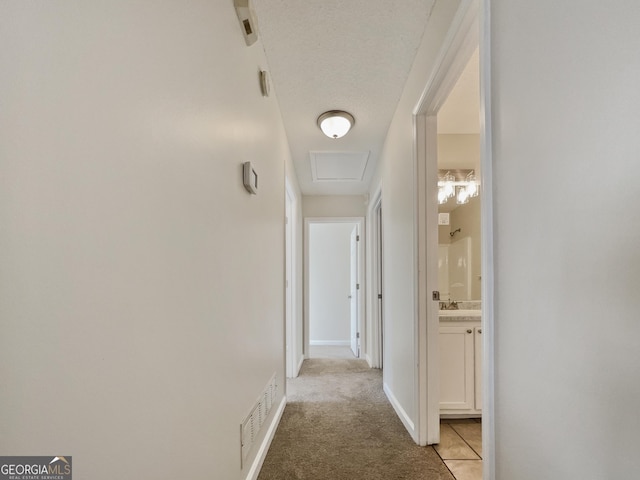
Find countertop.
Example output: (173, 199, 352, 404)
(438, 309, 481, 322)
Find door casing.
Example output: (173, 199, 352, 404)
(413, 1, 495, 479)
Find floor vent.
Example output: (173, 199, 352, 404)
(241, 373, 278, 467)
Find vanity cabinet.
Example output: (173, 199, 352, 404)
(439, 321, 482, 416)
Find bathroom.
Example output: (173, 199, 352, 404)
(436, 128, 482, 417)
(433, 48, 484, 479)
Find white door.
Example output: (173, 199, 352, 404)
(349, 226, 359, 357)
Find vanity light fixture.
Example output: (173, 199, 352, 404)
(317, 110, 355, 139)
(438, 169, 480, 206)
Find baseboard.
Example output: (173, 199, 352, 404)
(243, 395, 286, 480)
(383, 383, 417, 442)
(309, 340, 350, 346)
(295, 355, 304, 376)
(364, 353, 373, 368)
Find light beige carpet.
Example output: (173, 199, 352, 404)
(257, 358, 454, 480)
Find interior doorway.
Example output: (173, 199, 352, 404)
(304, 217, 365, 359)
(413, 0, 483, 447)
(436, 46, 482, 416)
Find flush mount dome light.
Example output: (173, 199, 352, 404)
(317, 110, 355, 139)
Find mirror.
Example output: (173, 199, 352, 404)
(437, 48, 481, 302)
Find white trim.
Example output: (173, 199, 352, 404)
(414, 0, 479, 117)
(243, 395, 287, 480)
(304, 217, 366, 360)
(364, 353, 373, 366)
(296, 355, 304, 377)
(366, 183, 383, 369)
(479, 0, 495, 478)
(414, 112, 429, 446)
(310, 340, 350, 346)
(383, 383, 415, 438)
(285, 177, 299, 379)
(412, 0, 481, 447)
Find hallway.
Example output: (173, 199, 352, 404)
(258, 347, 454, 479)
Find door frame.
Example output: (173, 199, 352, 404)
(413, 0, 495, 480)
(413, 0, 495, 477)
(349, 225, 360, 357)
(304, 217, 365, 358)
(366, 184, 383, 368)
(285, 178, 301, 378)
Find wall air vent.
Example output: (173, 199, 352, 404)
(240, 373, 278, 467)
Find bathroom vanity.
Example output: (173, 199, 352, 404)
(439, 309, 482, 417)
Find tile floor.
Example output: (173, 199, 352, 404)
(434, 419, 483, 480)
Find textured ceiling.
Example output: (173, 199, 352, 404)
(253, 0, 436, 195)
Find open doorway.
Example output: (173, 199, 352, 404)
(436, 46, 482, 415)
(432, 47, 484, 479)
(412, 0, 485, 449)
(304, 217, 364, 360)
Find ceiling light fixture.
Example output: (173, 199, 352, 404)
(317, 110, 355, 139)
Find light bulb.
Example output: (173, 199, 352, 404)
(443, 172, 455, 198)
(465, 171, 479, 197)
(456, 187, 470, 204)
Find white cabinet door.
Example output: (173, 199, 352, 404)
(439, 325, 475, 411)
(474, 327, 483, 410)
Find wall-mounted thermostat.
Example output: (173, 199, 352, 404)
(438, 213, 450, 225)
(243, 162, 258, 194)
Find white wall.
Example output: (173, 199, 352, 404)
(302, 195, 367, 218)
(368, 0, 462, 439)
(308, 223, 354, 344)
(438, 133, 480, 173)
(0, 2, 292, 479)
(490, 0, 640, 478)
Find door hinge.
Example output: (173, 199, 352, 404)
(285, 216, 288, 224)
(377, 293, 382, 299)
(356, 332, 360, 339)
(356, 283, 360, 290)
(356, 235, 360, 241)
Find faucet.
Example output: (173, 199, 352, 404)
(440, 299, 459, 310)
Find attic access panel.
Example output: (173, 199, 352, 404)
(309, 151, 370, 182)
